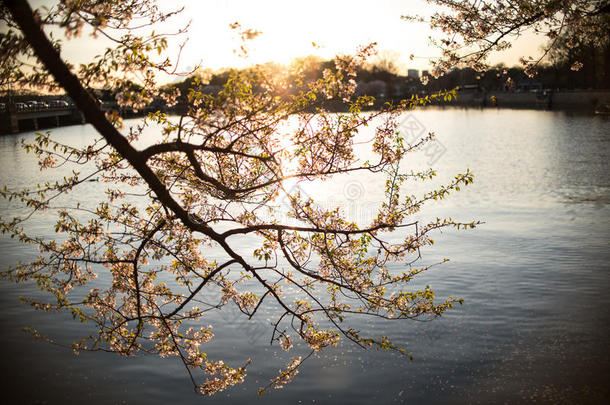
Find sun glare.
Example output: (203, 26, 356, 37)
(178, 0, 444, 73)
(30, 0, 544, 79)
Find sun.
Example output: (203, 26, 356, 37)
(46, 0, 544, 76)
(174, 0, 443, 72)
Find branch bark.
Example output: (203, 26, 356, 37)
(5, 0, 215, 238)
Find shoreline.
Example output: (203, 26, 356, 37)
(2, 90, 608, 136)
(450, 89, 610, 111)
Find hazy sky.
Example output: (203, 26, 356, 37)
(22, 0, 545, 76)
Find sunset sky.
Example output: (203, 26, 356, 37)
(25, 0, 545, 76)
(160, 0, 544, 74)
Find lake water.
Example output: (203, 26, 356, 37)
(1, 108, 609, 404)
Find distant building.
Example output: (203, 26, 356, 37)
(407, 69, 419, 79)
(458, 84, 481, 91)
(516, 81, 543, 92)
(355, 80, 387, 98)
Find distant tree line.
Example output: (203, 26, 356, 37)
(167, 36, 610, 109)
(4, 36, 607, 110)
